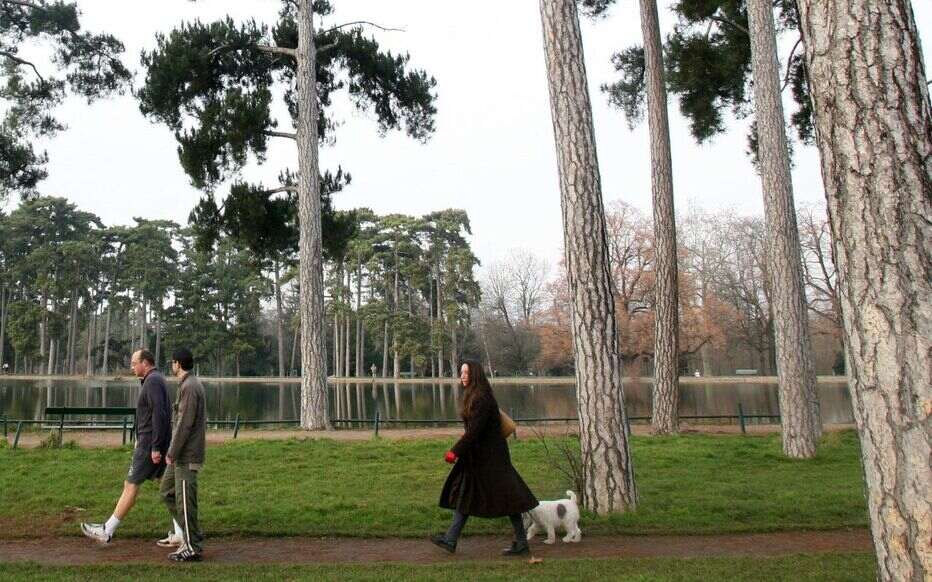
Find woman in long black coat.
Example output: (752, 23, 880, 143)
(431, 360, 538, 556)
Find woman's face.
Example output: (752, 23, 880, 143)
(460, 363, 470, 387)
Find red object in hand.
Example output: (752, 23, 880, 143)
(444, 451, 457, 464)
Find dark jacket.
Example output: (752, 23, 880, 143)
(439, 390, 538, 517)
(136, 369, 172, 453)
(166, 372, 207, 466)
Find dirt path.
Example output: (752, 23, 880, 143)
(0, 530, 871, 565)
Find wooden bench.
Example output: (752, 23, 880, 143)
(44, 407, 136, 445)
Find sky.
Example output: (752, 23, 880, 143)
(8, 0, 932, 278)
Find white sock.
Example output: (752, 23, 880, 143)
(173, 519, 183, 537)
(104, 515, 120, 536)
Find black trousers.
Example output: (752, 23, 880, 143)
(444, 510, 526, 544)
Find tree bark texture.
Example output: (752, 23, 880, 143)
(748, 0, 822, 457)
(796, 1, 931, 578)
(296, 0, 330, 430)
(640, 0, 680, 435)
(539, 0, 637, 514)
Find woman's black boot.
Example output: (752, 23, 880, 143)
(501, 540, 530, 556)
(430, 534, 457, 554)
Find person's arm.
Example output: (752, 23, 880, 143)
(451, 394, 494, 458)
(149, 378, 168, 455)
(167, 384, 196, 462)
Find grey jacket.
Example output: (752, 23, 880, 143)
(167, 372, 206, 466)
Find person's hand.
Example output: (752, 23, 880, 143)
(166, 455, 174, 466)
(444, 451, 457, 464)
(151, 451, 162, 464)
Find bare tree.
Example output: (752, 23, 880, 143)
(540, 0, 637, 514)
(797, 204, 839, 329)
(796, 1, 931, 578)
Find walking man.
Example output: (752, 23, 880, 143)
(158, 347, 206, 562)
(81, 349, 171, 543)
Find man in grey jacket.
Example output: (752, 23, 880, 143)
(81, 349, 171, 543)
(158, 347, 207, 562)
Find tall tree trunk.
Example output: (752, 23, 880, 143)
(345, 268, 351, 378)
(344, 311, 351, 379)
(640, 0, 680, 435)
(540, 0, 637, 514)
(355, 256, 363, 377)
(449, 322, 457, 379)
(47, 337, 56, 376)
(796, 1, 931, 578)
(39, 293, 47, 375)
(435, 264, 444, 378)
(67, 294, 78, 374)
(296, 0, 329, 429)
(332, 313, 339, 376)
(274, 261, 287, 377)
(748, 0, 821, 457)
(0, 285, 8, 372)
(289, 323, 299, 376)
(154, 311, 161, 370)
(85, 304, 95, 376)
(428, 273, 435, 378)
(381, 319, 389, 378)
(101, 304, 112, 375)
(392, 252, 400, 378)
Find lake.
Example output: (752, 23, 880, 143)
(0, 378, 854, 425)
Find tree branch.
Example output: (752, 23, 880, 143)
(0, 0, 44, 10)
(781, 37, 803, 92)
(266, 186, 297, 195)
(256, 44, 298, 58)
(0, 50, 44, 82)
(710, 13, 749, 36)
(264, 130, 297, 140)
(318, 21, 405, 36)
(316, 39, 339, 56)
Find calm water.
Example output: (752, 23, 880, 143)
(0, 378, 854, 424)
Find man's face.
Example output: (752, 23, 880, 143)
(171, 360, 181, 376)
(130, 352, 148, 378)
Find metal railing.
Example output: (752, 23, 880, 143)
(2, 403, 781, 449)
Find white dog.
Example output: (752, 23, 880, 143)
(524, 490, 582, 544)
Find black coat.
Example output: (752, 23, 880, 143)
(439, 390, 538, 517)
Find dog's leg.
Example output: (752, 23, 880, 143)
(526, 522, 538, 539)
(544, 525, 556, 544)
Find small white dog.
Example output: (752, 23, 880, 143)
(524, 490, 582, 544)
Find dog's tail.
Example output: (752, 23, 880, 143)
(566, 490, 577, 503)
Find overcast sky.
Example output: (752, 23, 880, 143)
(8, 0, 932, 277)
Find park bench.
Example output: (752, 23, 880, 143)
(734, 369, 759, 375)
(44, 406, 136, 445)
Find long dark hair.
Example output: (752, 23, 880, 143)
(461, 359, 493, 419)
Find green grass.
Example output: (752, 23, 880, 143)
(0, 431, 867, 538)
(0, 554, 877, 581)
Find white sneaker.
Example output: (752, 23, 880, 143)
(80, 522, 112, 544)
(157, 532, 184, 548)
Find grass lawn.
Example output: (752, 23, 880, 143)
(0, 553, 876, 581)
(0, 430, 867, 538)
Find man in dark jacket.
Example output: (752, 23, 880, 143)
(158, 347, 207, 562)
(81, 349, 171, 543)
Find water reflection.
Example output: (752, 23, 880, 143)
(0, 379, 854, 424)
